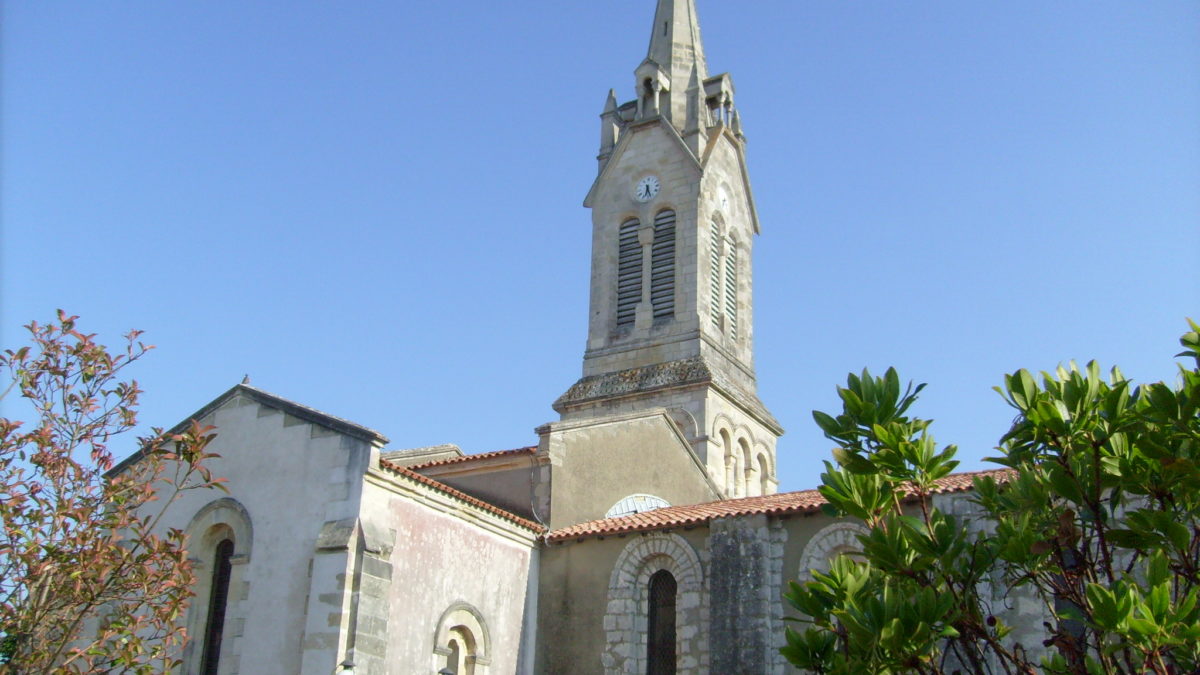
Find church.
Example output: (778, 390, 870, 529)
(126, 2, 1023, 673)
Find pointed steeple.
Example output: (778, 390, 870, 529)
(640, 0, 708, 127)
(647, 0, 707, 82)
(566, 1, 780, 501)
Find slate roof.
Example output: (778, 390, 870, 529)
(545, 468, 1012, 543)
(378, 459, 545, 533)
(406, 446, 538, 471)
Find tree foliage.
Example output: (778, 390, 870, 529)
(0, 311, 223, 673)
(783, 322, 1200, 674)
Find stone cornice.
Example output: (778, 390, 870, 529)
(554, 356, 783, 434)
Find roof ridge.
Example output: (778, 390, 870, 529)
(378, 459, 544, 533)
(405, 445, 538, 471)
(233, 383, 389, 444)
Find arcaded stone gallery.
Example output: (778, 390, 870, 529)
(120, 2, 1026, 673)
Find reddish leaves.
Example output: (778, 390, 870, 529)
(0, 311, 224, 673)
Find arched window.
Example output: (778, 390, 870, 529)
(443, 627, 477, 675)
(182, 498, 252, 675)
(739, 438, 755, 497)
(200, 538, 234, 675)
(739, 439, 754, 496)
(650, 210, 676, 320)
(617, 218, 643, 327)
(647, 570, 677, 675)
(719, 428, 738, 497)
(432, 603, 490, 675)
(757, 453, 771, 495)
(606, 494, 671, 518)
(604, 534, 705, 672)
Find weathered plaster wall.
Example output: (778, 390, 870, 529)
(537, 529, 711, 675)
(542, 411, 720, 529)
(362, 479, 534, 674)
(429, 464, 540, 521)
(157, 392, 374, 675)
(538, 537, 629, 675)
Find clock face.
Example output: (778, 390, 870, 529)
(634, 175, 660, 202)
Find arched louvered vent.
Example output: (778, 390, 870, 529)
(709, 220, 722, 329)
(650, 210, 676, 319)
(616, 218, 642, 327)
(605, 493, 671, 518)
(724, 241, 738, 339)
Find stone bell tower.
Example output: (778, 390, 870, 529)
(554, 0, 783, 497)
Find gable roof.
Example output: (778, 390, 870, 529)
(406, 446, 537, 471)
(583, 117, 702, 208)
(214, 384, 389, 444)
(378, 458, 545, 533)
(546, 468, 1012, 543)
(109, 382, 389, 476)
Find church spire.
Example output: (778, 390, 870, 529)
(565, 0, 780, 499)
(647, 0, 708, 82)
(638, 0, 708, 127)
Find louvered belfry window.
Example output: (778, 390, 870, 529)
(616, 218, 643, 327)
(709, 220, 722, 329)
(647, 569, 678, 675)
(724, 241, 738, 339)
(201, 538, 235, 675)
(650, 210, 676, 319)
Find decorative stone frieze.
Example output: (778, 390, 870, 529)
(555, 355, 779, 431)
(557, 357, 712, 406)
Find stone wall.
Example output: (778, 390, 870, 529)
(707, 515, 780, 674)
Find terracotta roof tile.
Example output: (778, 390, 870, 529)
(406, 446, 537, 470)
(378, 459, 545, 533)
(545, 468, 1012, 543)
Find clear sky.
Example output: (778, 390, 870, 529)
(3, 2, 1197, 491)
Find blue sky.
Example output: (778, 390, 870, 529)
(3, 2, 1197, 491)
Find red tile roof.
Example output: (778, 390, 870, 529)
(378, 459, 545, 533)
(406, 446, 537, 470)
(545, 468, 1012, 543)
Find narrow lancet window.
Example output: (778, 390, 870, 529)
(616, 218, 643, 327)
(650, 210, 676, 319)
(200, 538, 235, 675)
(647, 569, 677, 675)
